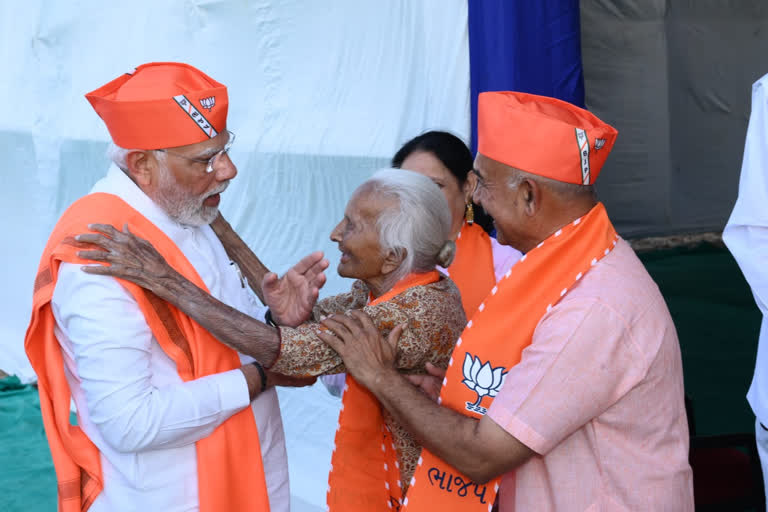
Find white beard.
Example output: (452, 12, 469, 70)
(154, 160, 228, 227)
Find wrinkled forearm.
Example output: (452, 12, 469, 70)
(210, 215, 269, 303)
(370, 370, 512, 484)
(155, 273, 280, 365)
(272, 303, 430, 378)
(271, 322, 346, 377)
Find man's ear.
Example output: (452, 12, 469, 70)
(520, 178, 542, 216)
(124, 150, 155, 187)
(381, 248, 406, 276)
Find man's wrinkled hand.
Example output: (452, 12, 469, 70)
(263, 251, 329, 327)
(406, 362, 445, 402)
(317, 310, 405, 392)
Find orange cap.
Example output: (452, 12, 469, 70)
(478, 91, 618, 185)
(85, 62, 228, 150)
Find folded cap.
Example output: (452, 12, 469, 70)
(85, 62, 228, 150)
(478, 91, 618, 185)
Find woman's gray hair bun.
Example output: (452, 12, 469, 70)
(362, 168, 453, 283)
(436, 240, 456, 268)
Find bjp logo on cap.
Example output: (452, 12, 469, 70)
(200, 96, 216, 112)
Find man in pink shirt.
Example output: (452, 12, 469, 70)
(320, 92, 694, 511)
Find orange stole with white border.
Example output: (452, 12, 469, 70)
(25, 193, 270, 512)
(400, 203, 618, 511)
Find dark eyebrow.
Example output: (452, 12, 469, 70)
(471, 168, 485, 180)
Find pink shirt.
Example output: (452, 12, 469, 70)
(487, 239, 693, 511)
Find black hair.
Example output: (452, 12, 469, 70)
(392, 130, 494, 234)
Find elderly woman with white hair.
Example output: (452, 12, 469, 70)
(75, 168, 467, 507)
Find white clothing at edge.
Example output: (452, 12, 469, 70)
(723, 71, 768, 503)
(51, 164, 289, 512)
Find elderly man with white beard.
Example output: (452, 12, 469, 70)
(24, 62, 327, 512)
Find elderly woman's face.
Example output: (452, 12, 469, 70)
(330, 188, 394, 281)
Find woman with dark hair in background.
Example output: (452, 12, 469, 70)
(393, 130, 521, 318)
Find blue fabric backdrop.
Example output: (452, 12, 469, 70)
(468, 0, 585, 153)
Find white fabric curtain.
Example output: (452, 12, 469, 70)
(0, 1, 470, 509)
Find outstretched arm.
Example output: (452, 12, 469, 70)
(76, 224, 281, 365)
(210, 214, 270, 302)
(211, 214, 329, 327)
(318, 311, 534, 483)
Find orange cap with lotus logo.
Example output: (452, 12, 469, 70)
(477, 91, 618, 185)
(85, 62, 228, 150)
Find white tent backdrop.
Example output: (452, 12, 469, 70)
(0, 1, 470, 510)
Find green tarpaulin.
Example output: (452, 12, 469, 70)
(640, 245, 761, 435)
(0, 375, 66, 511)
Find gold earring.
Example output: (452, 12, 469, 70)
(465, 201, 474, 225)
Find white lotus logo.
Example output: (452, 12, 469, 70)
(200, 96, 216, 112)
(461, 353, 507, 415)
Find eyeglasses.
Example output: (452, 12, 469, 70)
(157, 130, 236, 173)
(470, 168, 486, 191)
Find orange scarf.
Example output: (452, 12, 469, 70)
(447, 222, 496, 318)
(24, 193, 270, 512)
(405, 203, 617, 511)
(326, 271, 441, 511)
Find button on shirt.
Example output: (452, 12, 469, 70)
(51, 165, 289, 512)
(487, 239, 693, 511)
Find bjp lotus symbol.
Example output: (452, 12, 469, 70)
(461, 353, 507, 415)
(200, 96, 216, 112)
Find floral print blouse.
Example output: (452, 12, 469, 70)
(271, 275, 466, 491)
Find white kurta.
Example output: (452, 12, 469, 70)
(50, 165, 289, 512)
(723, 71, 768, 508)
(723, 72, 768, 424)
